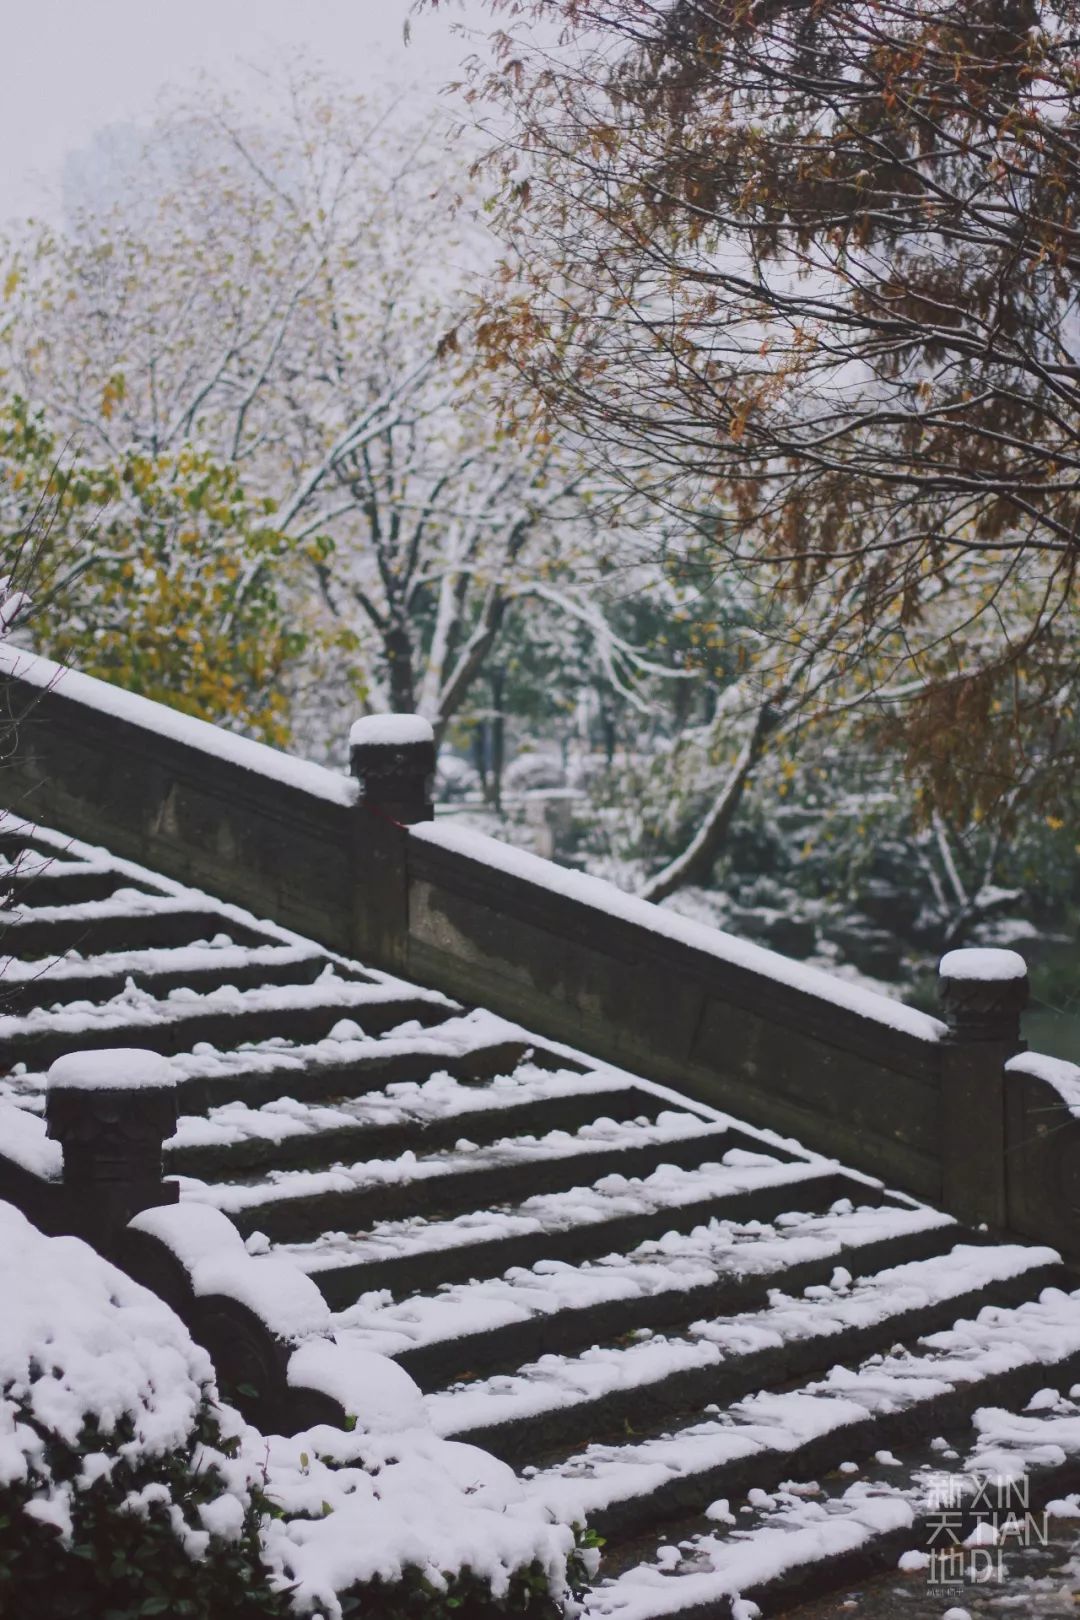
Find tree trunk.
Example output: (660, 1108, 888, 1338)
(640, 700, 780, 904)
(490, 667, 506, 813)
(384, 623, 417, 714)
(472, 721, 489, 799)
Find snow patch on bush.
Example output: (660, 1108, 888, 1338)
(259, 1425, 573, 1617)
(0, 1201, 212, 1474)
(0, 1198, 580, 1614)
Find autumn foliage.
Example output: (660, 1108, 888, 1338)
(441, 0, 1080, 827)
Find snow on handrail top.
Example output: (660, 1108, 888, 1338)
(410, 820, 946, 1043)
(939, 946, 1027, 981)
(1006, 1049, 1080, 1115)
(350, 714, 434, 747)
(0, 646, 357, 809)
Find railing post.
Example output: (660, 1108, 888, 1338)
(347, 714, 435, 969)
(938, 947, 1028, 1230)
(349, 715, 435, 825)
(46, 1048, 179, 1254)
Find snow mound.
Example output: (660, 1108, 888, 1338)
(48, 1048, 175, 1093)
(287, 1338, 425, 1431)
(0, 1198, 578, 1613)
(260, 1425, 572, 1617)
(0, 1200, 213, 1482)
(939, 947, 1027, 982)
(350, 714, 434, 747)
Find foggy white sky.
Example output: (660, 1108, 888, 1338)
(3, 0, 483, 225)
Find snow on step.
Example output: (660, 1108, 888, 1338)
(328, 1202, 951, 1359)
(0, 938, 326, 987)
(179, 1111, 729, 1214)
(280, 1153, 838, 1278)
(520, 1278, 1076, 1525)
(423, 1241, 1053, 1437)
(586, 1476, 919, 1619)
(969, 1384, 1080, 1480)
(0, 1010, 560, 1115)
(2, 853, 119, 884)
(0, 965, 453, 1044)
(168, 1062, 634, 1152)
(1, 890, 227, 928)
(585, 1386, 1080, 1618)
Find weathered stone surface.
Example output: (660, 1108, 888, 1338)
(6, 660, 1074, 1248)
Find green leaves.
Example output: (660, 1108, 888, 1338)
(1, 405, 308, 747)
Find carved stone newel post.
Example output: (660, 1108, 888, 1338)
(938, 947, 1028, 1230)
(348, 714, 436, 826)
(46, 1047, 179, 1254)
(347, 714, 435, 969)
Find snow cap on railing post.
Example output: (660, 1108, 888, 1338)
(46, 1048, 179, 1254)
(349, 714, 435, 826)
(937, 948, 1028, 1232)
(938, 947, 1029, 1047)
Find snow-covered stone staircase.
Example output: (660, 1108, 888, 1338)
(5, 814, 1080, 1617)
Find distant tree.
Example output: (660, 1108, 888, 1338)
(1, 67, 669, 750)
(0, 399, 300, 742)
(433, 0, 1080, 833)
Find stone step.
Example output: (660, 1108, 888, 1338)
(3, 861, 154, 909)
(429, 1245, 1067, 1467)
(7, 807, 1080, 1620)
(176, 1034, 581, 1115)
(0, 898, 270, 959)
(341, 1204, 960, 1390)
(518, 1283, 1080, 1545)
(0, 1032, 572, 1120)
(588, 1400, 1080, 1618)
(190, 1118, 780, 1244)
(280, 1161, 870, 1306)
(0, 941, 337, 1016)
(167, 1077, 661, 1179)
(0, 977, 457, 1069)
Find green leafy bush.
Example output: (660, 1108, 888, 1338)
(0, 1400, 290, 1619)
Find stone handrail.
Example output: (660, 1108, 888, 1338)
(3, 647, 1076, 1253)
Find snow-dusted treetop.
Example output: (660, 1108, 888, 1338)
(938, 948, 1028, 983)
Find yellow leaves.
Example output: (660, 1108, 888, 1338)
(100, 373, 126, 422)
(13, 428, 301, 747)
(436, 325, 461, 360)
(728, 400, 752, 443)
(2, 267, 19, 300)
(1046, 815, 1065, 832)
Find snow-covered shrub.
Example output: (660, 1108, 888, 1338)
(0, 1201, 587, 1617)
(0, 1200, 287, 1617)
(502, 749, 566, 794)
(434, 753, 481, 802)
(256, 1421, 588, 1620)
